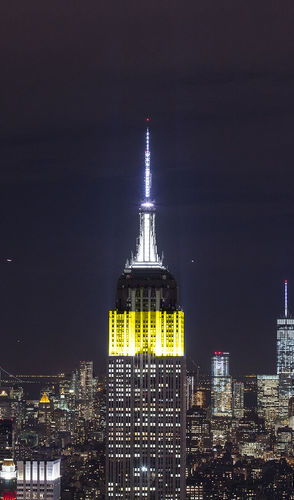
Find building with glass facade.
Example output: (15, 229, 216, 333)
(211, 352, 232, 417)
(277, 281, 294, 419)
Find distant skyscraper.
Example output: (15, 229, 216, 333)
(78, 361, 93, 420)
(232, 381, 244, 419)
(0, 390, 11, 420)
(17, 460, 61, 500)
(257, 375, 279, 429)
(186, 374, 195, 410)
(186, 406, 211, 460)
(211, 352, 232, 417)
(277, 281, 294, 419)
(106, 125, 186, 499)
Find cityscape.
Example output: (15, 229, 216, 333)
(0, 127, 293, 499)
(1, 2, 294, 499)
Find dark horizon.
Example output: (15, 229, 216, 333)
(1, 2, 294, 376)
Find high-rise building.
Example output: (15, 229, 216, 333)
(78, 361, 94, 421)
(0, 459, 17, 500)
(0, 420, 14, 461)
(257, 375, 279, 429)
(211, 352, 232, 417)
(106, 125, 186, 499)
(232, 381, 244, 419)
(186, 374, 195, 410)
(277, 281, 294, 419)
(186, 406, 211, 460)
(0, 391, 11, 420)
(17, 460, 61, 500)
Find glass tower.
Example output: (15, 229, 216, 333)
(106, 125, 186, 499)
(277, 280, 294, 419)
(211, 352, 232, 417)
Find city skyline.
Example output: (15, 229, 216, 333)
(2, 3, 294, 499)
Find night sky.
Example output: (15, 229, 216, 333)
(1, 2, 294, 376)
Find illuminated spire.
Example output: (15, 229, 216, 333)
(40, 392, 50, 403)
(285, 280, 288, 318)
(144, 123, 151, 200)
(128, 120, 163, 269)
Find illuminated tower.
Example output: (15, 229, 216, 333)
(277, 280, 294, 419)
(211, 352, 232, 417)
(106, 124, 186, 499)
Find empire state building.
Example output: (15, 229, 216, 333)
(106, 125, 186, 499)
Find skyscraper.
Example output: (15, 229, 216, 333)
(106, 125, 186, 499)
(211, 352, 232, 417)
(0, 420, 14, 461)
(78, 361, 94, 420)
(17, 460, 61, 500)
(232, 381, 244, 419)
(257, 375, 279, 429)
(186, 374, 195, 410)
(277, 281, 294, 419)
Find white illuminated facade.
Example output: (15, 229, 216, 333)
(277, 280, 294, 419)
(17, 459, 61, 500)
(106, 126, 186, 499)
(211, 352, 232, 417)
(0, 460, 16, 481)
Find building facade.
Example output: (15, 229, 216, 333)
(232, 381, 244, 419)
(106, 126, 186, 499)
(211, 352, 232, 417)
(257, 375, 279, 429)
(186, 374, 195, 411)
(277, 281, 294, 419)
(17, 460, 61, 500)
(78, 361, 94, 420)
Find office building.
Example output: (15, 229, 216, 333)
(211, 352, 232, 417)
(232, 382, 244, 419)
(0, 420, 14, 461)
(186, 374, 195, 410)
(106, 126, 186, 499)
(186, 407, 211, 459)
(257, 375, 279, 429)
(277, 281, 294, 419)
(17, 459, 61, 500)
(78, 361, 94, 421)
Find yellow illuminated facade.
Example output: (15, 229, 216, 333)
(40, 392, 50, 403)
(109, 310, 184, 356)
